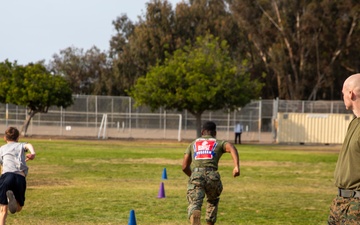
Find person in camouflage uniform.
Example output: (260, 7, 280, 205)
(328, 73, 360, 224)
(182, 121, 240, 225)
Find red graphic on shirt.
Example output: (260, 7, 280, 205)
(193, 138, 217, 160)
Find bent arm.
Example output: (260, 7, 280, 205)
(224, 142, 240, 177)
(24, 143, 36, 161)
(182, 153, 192, 177)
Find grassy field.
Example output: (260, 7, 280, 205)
(5, 138, 340, 225)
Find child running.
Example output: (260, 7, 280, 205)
(0, 127, 35, 225)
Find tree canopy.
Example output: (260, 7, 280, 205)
(0, 60, 73, 136)
(9, 0, 359, 101)
(109, 0, 243, 96)
(130, 34, 262, 136)
(230, 0, 359, 100)
(50, 46, 114, 95)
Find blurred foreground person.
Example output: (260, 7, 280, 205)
(328, 73, 360, 224)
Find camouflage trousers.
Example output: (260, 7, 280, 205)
(187, 170, 223, 223)
(328, 196, 360, 224)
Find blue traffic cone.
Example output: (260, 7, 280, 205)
(128, 209, 137, 225)
(162, 167, 168, 180)
(157, 182, 166, 198)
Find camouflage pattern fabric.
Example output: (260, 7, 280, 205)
(187, 170, 223, 223)
(328, 196, 360, 224)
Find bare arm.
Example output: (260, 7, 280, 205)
(224, 142, 240, 177)
(182, 153, 192, 177)
(24, 143, 36, 161)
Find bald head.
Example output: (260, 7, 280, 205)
(343, 74, 360, 116)
(344, 73, 360, 97)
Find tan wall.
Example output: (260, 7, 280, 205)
(277, 113, 353, 144)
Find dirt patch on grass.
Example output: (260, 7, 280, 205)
(75, 158, 182, 165)
(28, 178, 73, 187)
(76, 158, 304, 168)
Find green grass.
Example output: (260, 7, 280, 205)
(6, 139, 339, 225)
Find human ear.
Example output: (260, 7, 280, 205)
(350, 90, 357, 100)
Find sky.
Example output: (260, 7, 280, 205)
(0, 0, 181, 65)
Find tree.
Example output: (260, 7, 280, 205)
(174, 0, 242, 56)
(0, 60, 13, 103)
(110, 1, 177, 95)
(0, 61, 73, 136)
(229, 0, 359, 100)
(109, 0, 244, 95)
(130, 34, 263, 137)
(50, 46, 113, 95)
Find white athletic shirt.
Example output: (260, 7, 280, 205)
(0, 142, 29, 176)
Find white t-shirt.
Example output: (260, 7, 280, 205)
(0, 142, 29, 176)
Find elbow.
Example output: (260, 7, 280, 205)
(182, 164, 191, 175)
(182, 165, 187, 172)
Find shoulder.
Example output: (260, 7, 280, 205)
(185, 141, 194, 153)
(216, 140, 228, 149)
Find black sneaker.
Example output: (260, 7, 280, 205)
(6, 190, 17, 214)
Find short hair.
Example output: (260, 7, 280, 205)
(202, 121, 216, 131)
(5, 127, 19, 141)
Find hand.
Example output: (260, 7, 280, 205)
(233, 167, 240, 177)
(26, 154, 35, 161)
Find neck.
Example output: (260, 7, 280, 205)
(353, 105, 360, 117)
(202, 131, 216, 137)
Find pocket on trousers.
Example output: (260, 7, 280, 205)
(207, 171, 221, 181)
(191, 172, 202, 180)
(206, 172, 223, 196)
(189, 172, 203, 187)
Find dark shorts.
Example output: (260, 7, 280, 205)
(0, 173, 26, 206)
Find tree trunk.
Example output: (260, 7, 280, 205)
(20, 110, 37, 137)
(195, 114, 202, 138)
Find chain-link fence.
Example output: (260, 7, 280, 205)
(0, 96, 350, 142)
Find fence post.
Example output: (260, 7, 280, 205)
(258, 98, 262, 141)
(178, 114, 182, 141)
